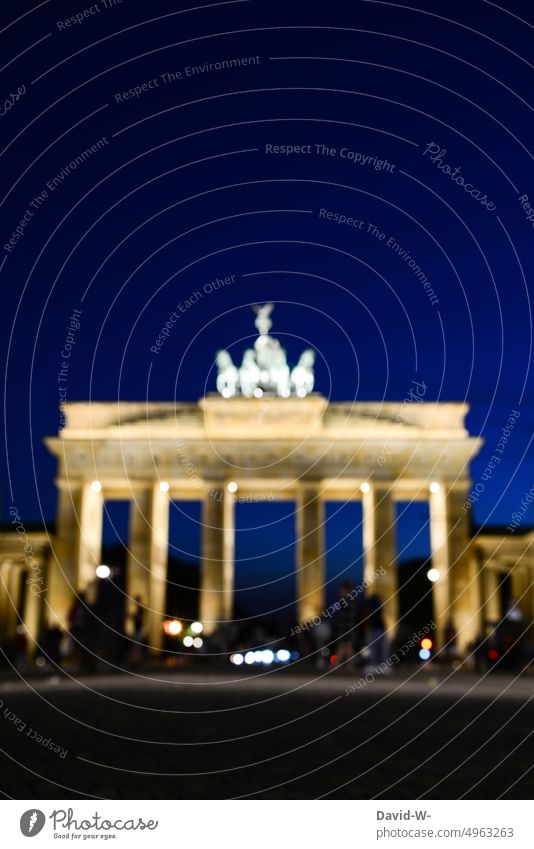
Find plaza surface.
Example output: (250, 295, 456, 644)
(0, 667, 532, 799)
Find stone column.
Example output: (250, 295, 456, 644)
(295, 485, 325, 625)
(199, 486, 235, 635)
(77, 482, 104, 593)
(521, 566, 533, 631)
(48, 486, 81, 629)
(480, 561, 501, 628)
(0, 561, 11, 641)
(0, 561, 18, 640)
(126, 490, 151, 624)
(23, 558, 46, 653)
(5, 563, 21, 638)
(147, 482, 169, 651)
(49, 483, 103, 628)
(529, 562, 534, 638)
(510, 562, 533, 628)
(429, 485, 480, 651)
(362, 484, 398, 634)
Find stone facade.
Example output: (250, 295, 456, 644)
(1, 395, 532, 655)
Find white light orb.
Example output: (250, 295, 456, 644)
(90, 480, 102, 493)
(191, 621, 203, 634)
(276, 649, 291, 662)
(192, 637, 203, 649)
(231, 653, 244, 665)
(419, 648, 431, 661)
(96, 564, 111, 579)
(253, 387, 263, 398)
(221, 387, 232, 398)
(253, 650, 263, 663)
(167, 619, 182, 636)
(360, 482, 370, 493)
(427, 568, 440, 583)
(244, 651, 255, 665)
(429, 481, 441, 494)
(183, 635, 193, 647)
(159, 480, 170, 492)
(297, 388, 307, 398)
(227, 481, 238, 493)
(261, 649, 274, 664)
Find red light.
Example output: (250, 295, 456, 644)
(330, 655, 337, 664)
(488, 649, 499, 661)
(421, 638, 433, 650)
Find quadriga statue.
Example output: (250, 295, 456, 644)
(215, 350, 239, 398)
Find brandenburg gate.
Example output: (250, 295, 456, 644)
(4, 304, 534, 652)
(4, 305, 529, 655)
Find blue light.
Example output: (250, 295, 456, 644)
(419, 648, 431, 661)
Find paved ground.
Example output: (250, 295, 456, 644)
(0, 665, 532, 799)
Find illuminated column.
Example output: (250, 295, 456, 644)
(529, 563, 534, 637)
(429, 485, 480, 651)
(295, 485, 325, 624)
(511, 563, 533, 626)
(77, 481, 104, 592)
(48, 486, 80, 628)
(147, 482, 169, 651)
(5, 563, 21, 638)
(49, 482, 103, 628)
(0, 562, 18, 639)
(480, 563, 501, 627)
(0, 561, 10, 640)
(521, 566, 533, 629)
(22, 558, 46, 652)
(362, 483, 398, 634)
(126, 490, 151, 622)
(199, 486, 235, 635)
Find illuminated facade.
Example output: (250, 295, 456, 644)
(2, 392, 532, 656)
(0, 306, 532, 655)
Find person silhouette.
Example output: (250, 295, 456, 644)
(365, 593, 389, 674)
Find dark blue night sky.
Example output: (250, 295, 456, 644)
(2, 0, 534, 617)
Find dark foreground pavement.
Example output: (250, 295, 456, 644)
(0, 666, 532, 799)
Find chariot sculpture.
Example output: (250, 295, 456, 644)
(215, 304, 315, 398)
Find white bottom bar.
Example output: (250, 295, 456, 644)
(1, 800, 532, 847)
